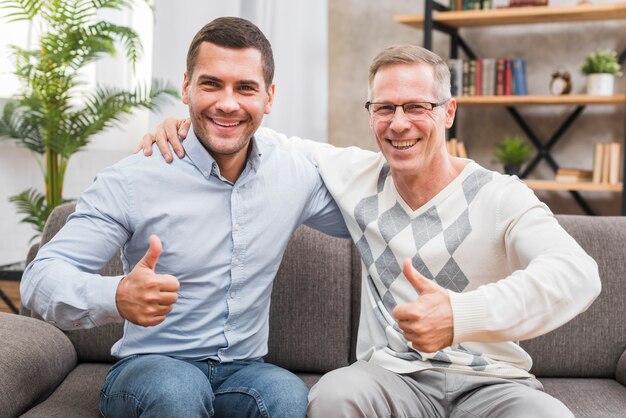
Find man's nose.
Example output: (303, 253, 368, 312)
(389, 107, 411, 132)
(216, 90, 240, 113)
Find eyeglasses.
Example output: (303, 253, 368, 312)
(365, 99, 450, 121)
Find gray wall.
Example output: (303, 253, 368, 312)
(328, 0, 625, 215)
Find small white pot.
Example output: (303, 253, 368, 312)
(586, 73, 615, 96)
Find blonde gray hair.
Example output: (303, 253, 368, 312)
(368, 45, 451, 100)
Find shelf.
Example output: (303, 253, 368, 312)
(395, 3, 626, 28)
(455, 94, 626, 106)
(524, 180, 623, 192)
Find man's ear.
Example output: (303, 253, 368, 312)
(182, 72, 190, 104)
(445, 98, 457, 129)
(264, 83, 276, 115)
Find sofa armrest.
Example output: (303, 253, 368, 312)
(617, 349, 626, 386)
(0, 313, 77, 417)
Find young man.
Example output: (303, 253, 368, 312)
(20, 17, 348, 418)
(146, 45, 600, 417)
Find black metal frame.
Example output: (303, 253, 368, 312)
(422, 0, 626, 215)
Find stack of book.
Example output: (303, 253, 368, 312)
(554, 143, 622, 185)
(448, 0, 547, 11)
(447, 138, 469, 158)
(448, 57, 527, 97)
(592, 142, 622, 184)
(506, 0, 548, 8)
(555, 168, 593, 183)
(448, 0, 493, 11)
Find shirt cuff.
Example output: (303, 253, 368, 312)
(448, 288, 489, 344)
(87, 274, 125, 326)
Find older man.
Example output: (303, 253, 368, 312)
(145, 45, 599, 417)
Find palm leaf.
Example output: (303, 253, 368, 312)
(9, 188, 51, 240)
(0, 0, 45, 22)
(61, 80, 178, 156)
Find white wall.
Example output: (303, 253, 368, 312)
(149, 0, 328, 141)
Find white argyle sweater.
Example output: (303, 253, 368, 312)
(262, 128, 600, 378)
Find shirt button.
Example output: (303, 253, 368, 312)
(233, 223, 239, 230)
(230, 292, 236, 299)
(225, 324, 232, 332)
(233, 258, 239, 264)
(73, 322, 81, 328)
(203, 170, 209, 177)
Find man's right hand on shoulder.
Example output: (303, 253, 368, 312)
(137, 117, 191, 162)
(116, 235, 180, 327)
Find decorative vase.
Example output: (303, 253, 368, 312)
(503, 165, 521, 176)
(586, 73, 615, 96)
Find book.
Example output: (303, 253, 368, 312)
(592, 143, 604, 184)
(512, 57, 527, 95)
(448, 59, 464, 97)
(482, 58, 496, 96)
(503, 58, 513, 96)
(495, 58, 505, 96)
(475, 59, 483, 96)
(609, 142, 621, 185)
(468, 60, 477, 96)
(446, 138, 469, 158)
(555, 168, 593, 183)
(602, 143, 611, 184)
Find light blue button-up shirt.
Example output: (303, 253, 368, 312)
(21, 127, 349, 361)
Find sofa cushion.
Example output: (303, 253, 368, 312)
(20, 363, 110, 418)
(0, 313, 78, 418)
(522, 215, 626, 378)
(266, 226, 355, 372)
(539, 378, 626, 418)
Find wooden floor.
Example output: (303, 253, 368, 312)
(0, 279, 21, 314)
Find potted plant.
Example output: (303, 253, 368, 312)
(0, 0, 178, 240)
(581, 49, 623, 96)
(494, 135, 532, 176)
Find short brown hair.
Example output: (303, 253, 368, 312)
(368, 45, 451, 100)
(186, 17, 274, 90)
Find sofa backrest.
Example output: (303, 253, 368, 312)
(26, 205, 624, 378)
(25, 202, 360, 372)
(521, 215, 626, 378)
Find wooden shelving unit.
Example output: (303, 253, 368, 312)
(456, 94, 626, 106)
(395, 3, 626, 28)
(396, 1, 626, 215)
(524, 180, 623, 193)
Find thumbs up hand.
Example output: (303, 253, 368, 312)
(392, 259, 454, 353)
(115, 235, 180, 327)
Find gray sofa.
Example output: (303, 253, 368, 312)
(1, 203, 625, 417)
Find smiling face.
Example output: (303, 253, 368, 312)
(369, 62, 456, 178)
(182, 42, 274, 171)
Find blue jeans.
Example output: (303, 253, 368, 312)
(99, 354, 308, 418)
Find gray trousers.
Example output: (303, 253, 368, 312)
(308, 360, 573, 418)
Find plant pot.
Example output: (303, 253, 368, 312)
(586, 73, 615, 96)
(503, 165, 521, 176)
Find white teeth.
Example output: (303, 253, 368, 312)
(390, 140, 417, 150)
(213, 119, 240, 127)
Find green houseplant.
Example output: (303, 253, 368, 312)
(494, 135, 532, 176)
(581, 49, 623, 96)
(0, 0, 178, 239)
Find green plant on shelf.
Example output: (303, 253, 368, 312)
(494, 135, 532, 176)
(580, 50, 623, 76)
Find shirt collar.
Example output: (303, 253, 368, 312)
(184, 126, 263, 180)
